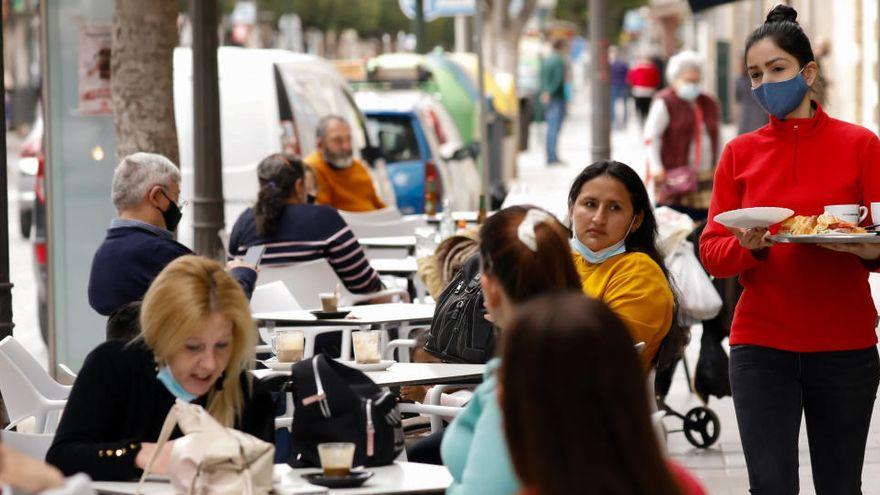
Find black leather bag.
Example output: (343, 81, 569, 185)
(285, 354, 404, 467)
(424, 253, 497, 364)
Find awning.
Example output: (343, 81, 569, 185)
(687, 0, 740, 13)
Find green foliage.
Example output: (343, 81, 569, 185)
(553, 0, 648, 41)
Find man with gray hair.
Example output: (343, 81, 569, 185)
(88, 152, 256, 316)
(303, 115, 386, 212)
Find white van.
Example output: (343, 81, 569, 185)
(173, 47, 394, 248)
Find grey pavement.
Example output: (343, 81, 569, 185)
(515, 89, 880, 494)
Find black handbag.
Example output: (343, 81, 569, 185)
(424, 253, 497, 364)
(285, 354, 405, 467)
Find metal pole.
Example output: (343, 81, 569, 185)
(589, 0, 611, 161)
(0, 11, 12, 428)
(475, 1, 489, 203)
(191, 0, 225, 259)
(0, 11, 13, 341)
(415, 0, 426, 53)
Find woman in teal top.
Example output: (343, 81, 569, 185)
(440, 205, 582, 494)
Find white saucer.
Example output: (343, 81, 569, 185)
(336, 359, 395, 372)
(714, 207, 794, 229)
(262, 357, 298, 371)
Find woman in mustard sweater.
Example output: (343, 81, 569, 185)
(568, 161, 683, 369)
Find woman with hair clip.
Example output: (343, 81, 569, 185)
(701, 5, 880, 493)
(228, 152, 383, 295)
(440, 205, 582, 495)
(47, 256, 274, 481)
(568, 160, 681, 371)
(500, 293, 705, 495)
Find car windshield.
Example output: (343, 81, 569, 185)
(366, 115, 422, 163)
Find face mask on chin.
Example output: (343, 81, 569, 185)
(156, 366, 198, 402)
(570, 216, 636, 264)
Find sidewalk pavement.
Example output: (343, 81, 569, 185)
(514, 90, 880, 494)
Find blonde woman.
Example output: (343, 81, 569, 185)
(47, 256, 273, 481)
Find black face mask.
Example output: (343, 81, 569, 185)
(157, 189, 183, 232)
(307, 194, 317, 205)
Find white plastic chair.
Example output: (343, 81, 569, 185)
(0, 430, 55, 461)
(0, 337, 68, 433)
(338, 207, 403, 224)
(257, 259, 409, 309)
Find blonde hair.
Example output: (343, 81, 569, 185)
(141, 255, 256, 427)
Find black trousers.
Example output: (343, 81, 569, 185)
(730, 344, 880, 494)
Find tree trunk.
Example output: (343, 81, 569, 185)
(111, 0, 179, 163)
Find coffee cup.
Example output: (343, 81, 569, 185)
(317, 442, 355, 477)
(319, 292, 339, 313)
(871, 202, 880, 226)
(352, 330, 381, 364)
(271, 330, 304, 363)
(824, 204, 868, 225)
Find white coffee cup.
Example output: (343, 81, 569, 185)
(871, 202, 880, 225)
(824, 204, 868, 225)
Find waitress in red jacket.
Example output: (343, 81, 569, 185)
(700, 5, 880, 494)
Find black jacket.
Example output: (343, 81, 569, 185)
(46, 339, 274, 481)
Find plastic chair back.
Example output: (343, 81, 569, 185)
(0, 430, 55, 461)
(257, 259, 353, 309)
(0, 336, 70, 400)
(338, 207, 403, 224)
(0, 341, 67, 433)
(346, 217, 428, 239)
(250, 281, 302, 313)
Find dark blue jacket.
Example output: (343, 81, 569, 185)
(88, 225, 256, 316)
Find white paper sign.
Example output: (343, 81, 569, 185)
(77, 24, 113, 115)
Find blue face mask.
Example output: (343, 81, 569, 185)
(156, 366, 198, 402)
(676, 83, 700, 102)
(571, 217, 635, 264)
(751, 68, 809, 120)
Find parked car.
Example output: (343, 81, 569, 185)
(173, 47, 394, 247)
(355, 89, 481, 214)
(16, 113, 42, 239)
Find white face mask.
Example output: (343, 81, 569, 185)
(676, 82, 701, 101)
(570, 216, 636, 264)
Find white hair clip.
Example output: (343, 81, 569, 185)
(517, 209, 554, 252)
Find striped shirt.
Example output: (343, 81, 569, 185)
(229, 204, 383, 294)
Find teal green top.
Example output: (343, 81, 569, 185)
(440, 358, 520, 495)
(540, 52, 566, 100)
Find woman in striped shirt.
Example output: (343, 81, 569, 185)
(229, 152, 383, 295)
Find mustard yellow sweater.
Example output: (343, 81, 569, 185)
(572, 251, 674, 368)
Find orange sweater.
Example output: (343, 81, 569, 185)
(304, 150, 386, 212)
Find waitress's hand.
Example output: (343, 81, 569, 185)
(820, 243, 880, 260)
(727, 227, 773, 251)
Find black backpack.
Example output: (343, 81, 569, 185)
(284, 354, 405, 467)
(424, 253, 497, 363)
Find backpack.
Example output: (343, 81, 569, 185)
(284, 354, 404, 468)
(424, 253, 497, 363)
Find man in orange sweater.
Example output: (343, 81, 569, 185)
(304, 116, 387, 212)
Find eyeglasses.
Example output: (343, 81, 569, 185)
(157, 186, 190, 211)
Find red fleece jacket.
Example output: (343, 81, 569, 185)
(700, 103, 880, 352)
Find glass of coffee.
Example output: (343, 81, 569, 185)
(271, 330, 304, 363)
(319, 292, 339, 312)
(352, 330, 381, 364)
(317, 442, 355, 477)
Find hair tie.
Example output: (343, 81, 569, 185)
(265, 181, 277, 189)
(517, 209, 554, 252)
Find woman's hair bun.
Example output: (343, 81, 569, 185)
(765, 4, 798, 25)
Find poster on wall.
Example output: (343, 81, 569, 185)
(77, 24, 112, 115)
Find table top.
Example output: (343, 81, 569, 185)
(370, 257, 418, 274)
(252, 362, 485, 388)
(254, 303, 435, 327)
(92, 461, 453, 494)
(359, 236, 417, 248)
(405, 211, 479, 224)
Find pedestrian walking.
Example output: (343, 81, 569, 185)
(609, 46, 630, 129)
(540, 38, 568, 166)
(626, 54, 661, 124)
(701, 6, 880, 493)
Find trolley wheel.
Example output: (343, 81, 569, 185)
(683, 406, 720, 449)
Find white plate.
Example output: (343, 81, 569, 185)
(336, 359, 395, 372)
(714, 207, 794, 229)
(769, 233, 880, 244)
(262, 357, 298, 371)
